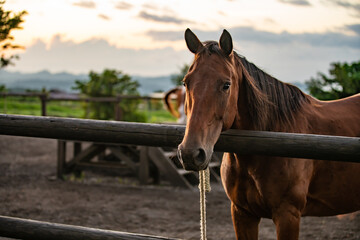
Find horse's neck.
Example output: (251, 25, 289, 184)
(234, 71, 272, 131)
(234, 86, 263, 130)
(234, 61, 310, 132)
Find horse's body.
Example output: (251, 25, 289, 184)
(178, 29, 360, 240)
(164, 86, 186, 124)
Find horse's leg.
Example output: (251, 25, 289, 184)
(231, 203, 260, 240)
(272, 203, 301, 240)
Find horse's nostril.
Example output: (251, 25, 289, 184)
(177, 147, 208, 170)
(193, 148, 206, 166)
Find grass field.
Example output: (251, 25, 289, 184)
(0, 96, 177, 123)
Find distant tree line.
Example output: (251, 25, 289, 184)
(73, 69, 147, 122)
(306, 60, 360, 100)
(171, 64, 189, 86)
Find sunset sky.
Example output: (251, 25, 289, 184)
(3, 0, 360, 83)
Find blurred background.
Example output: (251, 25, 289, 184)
(0, 0, 359, 121)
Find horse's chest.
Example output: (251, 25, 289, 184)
(220, 153, 270, 217)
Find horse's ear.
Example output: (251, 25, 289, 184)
(219, 29, 233, 56)
(185, 28, 203, 54)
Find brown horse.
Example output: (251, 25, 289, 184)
(178, 29, 360, 240)
(164, 86, 186, 124)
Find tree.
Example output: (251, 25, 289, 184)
(73, 69, 146, 122)
(306, 60, 360, 100)
(0, 84, 5, 92)
(171, 64, 189, 86)
(0, 0, 27, 68)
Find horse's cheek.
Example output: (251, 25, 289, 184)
(222, 104, 237, 130)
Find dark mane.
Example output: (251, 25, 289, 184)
(201, 41, 310, 131)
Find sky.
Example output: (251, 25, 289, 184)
(3, 0, 360, 83)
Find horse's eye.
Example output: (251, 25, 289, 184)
(223, 82, 231, 90)
(182, 82, 186, 87)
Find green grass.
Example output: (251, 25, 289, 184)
(141, 109, 177, 123)
(0, 96, 43, 116)
(0, 96, 177, 123)
(0, 97, 85, 118)
(47, 101, 84, 118)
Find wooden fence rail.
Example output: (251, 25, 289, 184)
(0, 215, 180, 240)
(0, 114, 359, 163)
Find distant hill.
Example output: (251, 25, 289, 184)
(0, 69, 307, 95)
(0, 70, 87, 93)
(0, 70, 176, 95)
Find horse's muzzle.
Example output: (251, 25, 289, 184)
(177, 147, 208, 171)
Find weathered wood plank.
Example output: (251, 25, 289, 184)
(0, 114, 359, 162)
(0, 215, 180, 240)
(57, 140, 66, 179)
(66, 144, 106, 170)
(73, 142, 82, 157)
(147, 147, 193, 189)
(139, 146, 150, 185)
(109, 147, 138, 171)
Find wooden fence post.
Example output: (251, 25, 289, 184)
(40, 94, 47, 116)
(3, 95, 6, 113)
(57, 140, 67, 179)
(139, 146, 149, 185)
(114, 96, 122, 121)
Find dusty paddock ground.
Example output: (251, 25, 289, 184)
(0, 135, 359, 240)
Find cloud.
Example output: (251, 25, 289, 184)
(72, 0, 96, 9)
(347, 24, 360, 35)
(218, 11, 226, 16)
(142, 3, 158, 10)
(115, 1, 133, 10)
(146, 30, 184, 41)
(146, 26, 360, 49)
(138, 11, 192, 24)
(8, 33, 360, 86)
(329, 0, 360, 11)
(98, 14, 111, 21)
(326, 0, 360, 16)
(10, 35, 191, 76)
(278, 0, 311, 6)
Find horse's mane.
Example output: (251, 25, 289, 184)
(202, 41, 310, 131)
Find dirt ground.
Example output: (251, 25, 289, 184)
(0, 135, 359, 240)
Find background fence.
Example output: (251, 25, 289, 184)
(0, 92, 168, 120)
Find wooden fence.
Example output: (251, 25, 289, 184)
(0, 215, 179, 240)
(0, 114, 359, 162)
(0, 114, 359, 239)
(0, 92, 165, 119)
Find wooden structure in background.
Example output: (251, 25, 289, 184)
(57, 140, 222, 189)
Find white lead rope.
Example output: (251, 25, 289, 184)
(199, 167, 211, 240)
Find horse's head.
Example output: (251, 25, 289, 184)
(178, 29, 240, 171)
